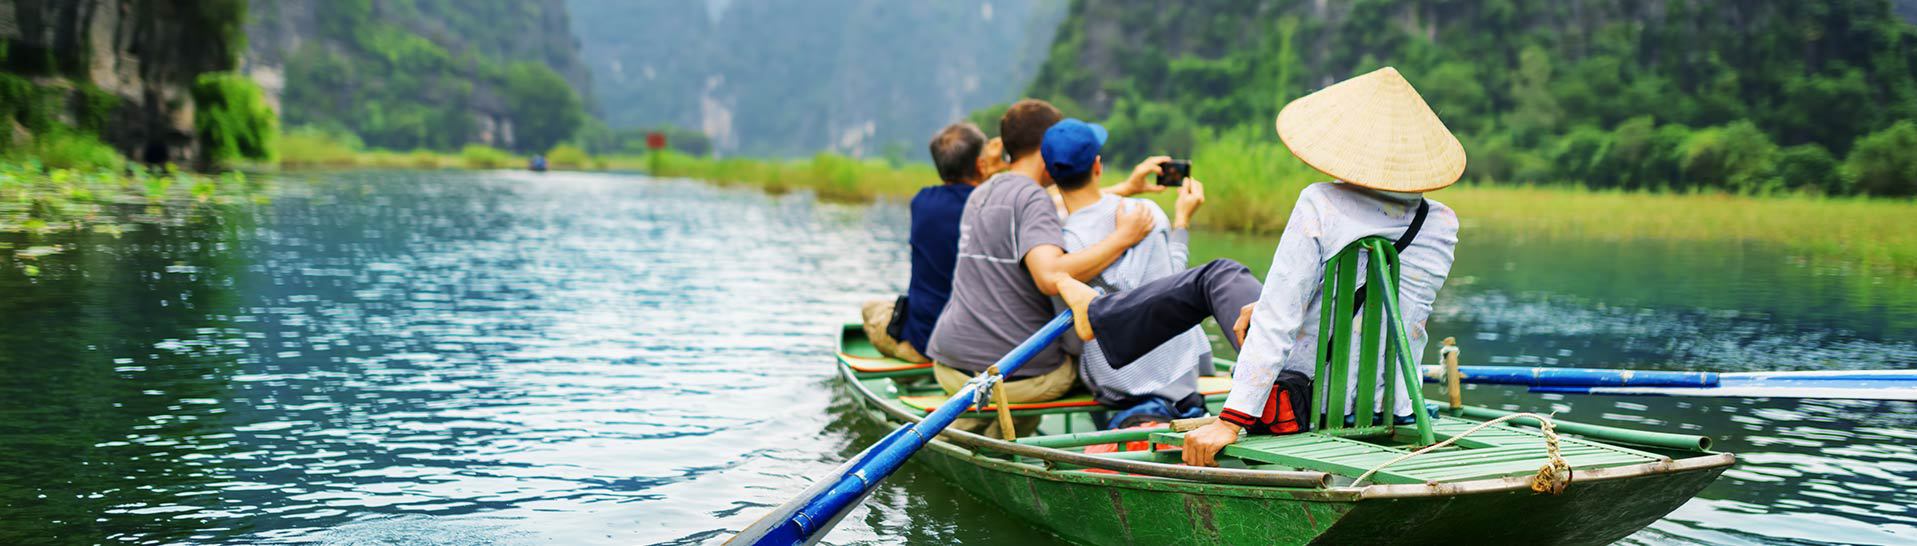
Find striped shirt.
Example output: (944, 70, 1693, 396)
(1058, 194, 1211, 404)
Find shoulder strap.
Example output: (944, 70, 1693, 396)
(1395, 199, 1430, 252)
(1347, 198, 1428, 318)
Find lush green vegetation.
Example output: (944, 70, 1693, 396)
(648, 151, 932, 201)
(504, 62, 587, 152)
(1024, 0, 1917, 197)
(2, 0, 257, 170)
(276, 126, 521, 170)
(191, 73, 279, 165)
(1153, 130, 1917, 273)
(0, 160, 268, 255)
(270, 0, 589, 153)
(628, 137, 1917, 274)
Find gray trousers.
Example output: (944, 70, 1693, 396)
(1087, 259, 1264, 368)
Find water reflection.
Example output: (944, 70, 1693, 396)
(0, 171, 1908, 545)
(0, 201, 251, 544)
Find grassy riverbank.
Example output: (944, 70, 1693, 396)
(251, 127, 1917, 274)
(274, 128, 939, 200)
(638, 134, 1917, 275)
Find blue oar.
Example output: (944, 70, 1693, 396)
(731, 311, 1075, 546)
(1418, 365, 1917, 400)
(1417, 365, 1719, 388)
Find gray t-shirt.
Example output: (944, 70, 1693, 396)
(925, 172, 1070, 378)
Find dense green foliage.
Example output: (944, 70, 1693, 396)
(504, 62, 586, 152)
(265, 0, 590, 152)
(1845, 121, 1917, 196)
(1027, 0, 1917, 196)
(191, 73, 278, 165)
(31, 130, 124, 171)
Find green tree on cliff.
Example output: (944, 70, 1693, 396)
(504, 62, 585, 153)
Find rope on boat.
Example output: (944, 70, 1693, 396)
(1351, 412, 1573, 494)
(962, 371, 1001, 410)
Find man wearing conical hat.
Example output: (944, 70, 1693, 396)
(1051, 67, 1463, 466)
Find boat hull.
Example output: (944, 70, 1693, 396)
(841, 373, 1730, 545)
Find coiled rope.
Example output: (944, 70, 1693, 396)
(1351, 412, 1574, 494)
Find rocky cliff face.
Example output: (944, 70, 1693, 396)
(0, 0, 245, 164)
(570, 0, 1067, 157)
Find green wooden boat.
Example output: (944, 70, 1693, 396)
(830, 237, 1734, 545)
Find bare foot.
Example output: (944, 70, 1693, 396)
(1057, 278, 1099, 341)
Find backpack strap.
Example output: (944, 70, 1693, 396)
(1347, 198, 1428, 313)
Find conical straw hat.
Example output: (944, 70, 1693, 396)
(1275, 67, 1466, 192)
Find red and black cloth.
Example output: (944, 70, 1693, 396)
(1218, 369, 1314, 435)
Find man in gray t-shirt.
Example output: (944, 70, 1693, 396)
(923, 100, 1163, 437)
(926, 171, 1076, 376)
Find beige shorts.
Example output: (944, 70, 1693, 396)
(860, 298, 928, 362)
(932, 358, 1078, 438)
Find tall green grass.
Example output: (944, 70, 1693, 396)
(1143, 130, 1917, 274)
(649, 150, 931, 201)
(263, 125, 1916, 273)
(276, 127, 519, 170)
(31, 130, 124, 171)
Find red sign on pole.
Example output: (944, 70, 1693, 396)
(646, 132, 667, 150)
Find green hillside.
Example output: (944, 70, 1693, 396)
(247, 0, 592, 153)
(1027, 0, 1917, 196)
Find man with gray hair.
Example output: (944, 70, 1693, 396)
(861, 122, 995, 361)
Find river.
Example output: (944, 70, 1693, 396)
(0, 170, 1910, 545)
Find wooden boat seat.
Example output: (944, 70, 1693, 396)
(1146, 238, 1669, 484)
(836, 324, 933, 375)
(897, 376, 1234, 416)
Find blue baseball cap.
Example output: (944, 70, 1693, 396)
(1041, 118, 1107, 182)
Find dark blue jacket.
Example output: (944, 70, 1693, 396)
(901, 183, 974, 351)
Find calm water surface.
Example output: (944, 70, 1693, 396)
(0, 171, 1911, 545)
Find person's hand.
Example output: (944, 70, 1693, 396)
(977, 137, 1009, 178)
(1110, 156, 1172, 196)
(1173, 178, 1205, 229)
(1232, 301, 1256, 346)
(1113, 201, 1154, 245)
(1181, 420, 1242, 467)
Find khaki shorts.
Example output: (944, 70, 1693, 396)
(860, 298, 928, 362)
(933, 358, 1077, 438)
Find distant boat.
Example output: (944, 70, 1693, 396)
(529, 155, 548, 172)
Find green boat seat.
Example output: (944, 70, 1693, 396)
(1150, 429, 1426, 483)
(1308, 236, 1438, 442)
(1151, 417, 1668, 484)
(835, 324, 934, 377)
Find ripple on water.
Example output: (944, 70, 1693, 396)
(0, 171, 1911, 545)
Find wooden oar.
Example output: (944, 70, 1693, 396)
(729, 311, 1075, 546)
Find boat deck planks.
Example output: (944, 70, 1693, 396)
(1150, 417, 1669, 484)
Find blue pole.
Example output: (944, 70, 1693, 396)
(739, 311, 1075, 546)
(1420, 365, 1719, 388)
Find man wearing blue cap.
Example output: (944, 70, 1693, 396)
(925, 100, 1173, 438)
(1043, 119, 1216, 428)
